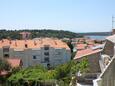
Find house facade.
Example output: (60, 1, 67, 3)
(0, 38, 71, 68)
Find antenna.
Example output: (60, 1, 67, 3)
(112, 15, 115, 29)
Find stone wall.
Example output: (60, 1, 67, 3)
(102, 40, 114, 57)
(77, 52, 101, 73)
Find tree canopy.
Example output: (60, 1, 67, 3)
(8, 58, 89, 86)
(0, 59, 11, 72)
(0, 29, 83, 39)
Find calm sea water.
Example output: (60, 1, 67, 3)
(86, 36, 107, 40)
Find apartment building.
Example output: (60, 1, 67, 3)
(0, 38, 71, 68)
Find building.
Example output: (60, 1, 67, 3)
(74, 48, 102, 73)
(93, 34, 115, 86)
(19, 32, 31, 40)
(74, 34, 115, 86)
(112, 29, 115, 35)
(72, 37, 103, 52)
(0, 38, 71, 68)
(73, 40, 104, 85)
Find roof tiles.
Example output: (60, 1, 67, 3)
(0, 38, 70, 50)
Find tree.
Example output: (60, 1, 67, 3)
(78, 57, 89, 73)
(0, 59, 11, 73)
(0, 59, 11, 85)
(0, 29, 83, 39)
(8, 59, 89, 86)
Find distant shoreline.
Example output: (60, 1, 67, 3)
(78, 32, 111, 36)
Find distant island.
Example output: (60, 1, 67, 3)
(0, 29, 83, 39)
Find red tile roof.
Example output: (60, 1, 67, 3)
(7, 58, 22, 68)
(0, 70, 8, 76)
(0, 38, 70, 50)
(0, 58, 21, 76)
(76, 44, 87, 50)
(74, 49, 101, 59)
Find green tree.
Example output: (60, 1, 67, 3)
(8, 59, 89, 86)
(78, 57, 89, 73)
(0, 59, 11, 85)
(0, 59, 11, 73)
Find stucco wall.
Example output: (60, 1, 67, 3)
(0, 47, 71, 68)
(88, 53, 101, 73)
(77, 52, 101, 73)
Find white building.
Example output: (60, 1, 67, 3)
(0, 38, 71, 68)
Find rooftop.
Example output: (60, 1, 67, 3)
(0, 38, 70, 50)
(106, 34, 115, 43)
(76, 44, 87, 50)
(0, 70, 8, 76)
(74, 49, 101, 59)
(7, 58, 22, 68)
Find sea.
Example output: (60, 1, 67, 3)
(86, 36, 108, 40)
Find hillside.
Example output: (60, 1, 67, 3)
(0, 29, 82, 39)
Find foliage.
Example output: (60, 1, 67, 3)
(71, 57, 89, 74)
(66, 39, 74, 53)
(0, 59, 11, 85)
(55, 62, 71, 79)
(8, 59, 89, 86)
(0, 29, 82, 39)
(0, 59, 11, 71)
(78, 57, 89, 73)
(71, 52, 76, 59)
(11, 67, 21, 74)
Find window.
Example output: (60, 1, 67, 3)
(44, 47, 49, 50)
(4, 54, 9, 58)
(47, 63, 50, 69)
(33, 56, 37, 59)
(44, 57, 49, 62)
(3, 47, 9, 52)
(55, 52, 61, 55)
(25, 44, 28, 48)
(44, 52, 49, 56)
(55, 49, 61, 55)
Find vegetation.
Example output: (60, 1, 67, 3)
(7, 58, 89, 86)
(0, 59, 11, 73)
(0, 29, 83, 39)
(0, 59, 11, 84)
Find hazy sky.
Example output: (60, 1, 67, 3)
(0, 0, 115, 32)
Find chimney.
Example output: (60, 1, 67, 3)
(25, 44, 28, 48)
(34, 41, 37, 46)
(54, 41, 57, 45)
(15, 41, 17, 46)
(9, 40, 12, 44)
(1, 40, 4, 43)
(19, 32, 31, 40)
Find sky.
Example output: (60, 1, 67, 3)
(0, 0, 115, 32)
